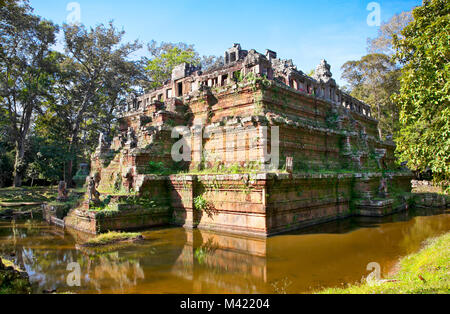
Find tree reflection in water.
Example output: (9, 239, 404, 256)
(87, 252, 145, 293)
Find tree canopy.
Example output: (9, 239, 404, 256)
(393, 0, 449, 188)
(368, 11, 413, 55)
(143, 41, 223, 91)
(0, 0, 58, 186)
(341, 53, 401, 139)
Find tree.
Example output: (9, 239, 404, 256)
(341, 8, 414, 140)
(54, 22, 141, 184)
(143, 41, 199, 90)
(200, 55, 224, 72)
(368, 11, 413, 55)
(142, 41, 223, 91)
(31, 108, 73, 184)
(341, 54, 401, 139)
(0, 0, 58, 186)
(0, 105, 14, 187)
(393, 0, 450, 188)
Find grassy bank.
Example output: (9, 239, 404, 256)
(319, 232, 450, 294)
(0, 186, 57, 204)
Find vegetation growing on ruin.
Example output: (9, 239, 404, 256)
(145, 161, 172, 175)
(319, 232, 450, 294)
(193, 195, 217, 219)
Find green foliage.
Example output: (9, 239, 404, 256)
(141, 41, 223, 91)
(146, 161, 171, 175)
(0, 147, 14, 188)
(144, 41, 199, 89)
(233, 70, 244, 83)
(143, 160, 186, 175)
(393, 0, 450, 189)
(185, 162, 262, 175)
(55, 22, 141, 182)
(193, 195, 208, 212)
(118, 195, 159, 208)
(0, 107, 13, 187)
(0, 0, 59, 186)
(26, 135, 71, 184)
(193, 194, 217, 219)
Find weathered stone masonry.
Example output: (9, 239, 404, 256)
(64, 44, 413, 237)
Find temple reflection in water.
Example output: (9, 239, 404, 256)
(0, 208, 448, 294)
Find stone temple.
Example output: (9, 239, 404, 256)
(64, 44, 413, 237)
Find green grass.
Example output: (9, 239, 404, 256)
(318, 232, 450, 294)
(84, 231, 142, 247)
(0, 186, 57, 204)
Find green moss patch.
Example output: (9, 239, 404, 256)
(82, 231, 144, 247)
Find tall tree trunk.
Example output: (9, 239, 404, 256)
(13, 137, 25, 187)
(66, 159, 74, 187)
(66, 133, 79, 187)
(377, 103, 382, 140)
(12, 99, 34, 188)
(65, 90, 93, 186)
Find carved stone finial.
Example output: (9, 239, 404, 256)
(313, 59, 336, 86)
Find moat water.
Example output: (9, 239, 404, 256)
(0, 208, 449, 294)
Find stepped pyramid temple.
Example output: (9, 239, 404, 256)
(64, 44, 413, 237)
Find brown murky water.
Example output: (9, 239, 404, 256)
(0, 208, 449, 294)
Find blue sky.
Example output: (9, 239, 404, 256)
(29, 0, 421, 86)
